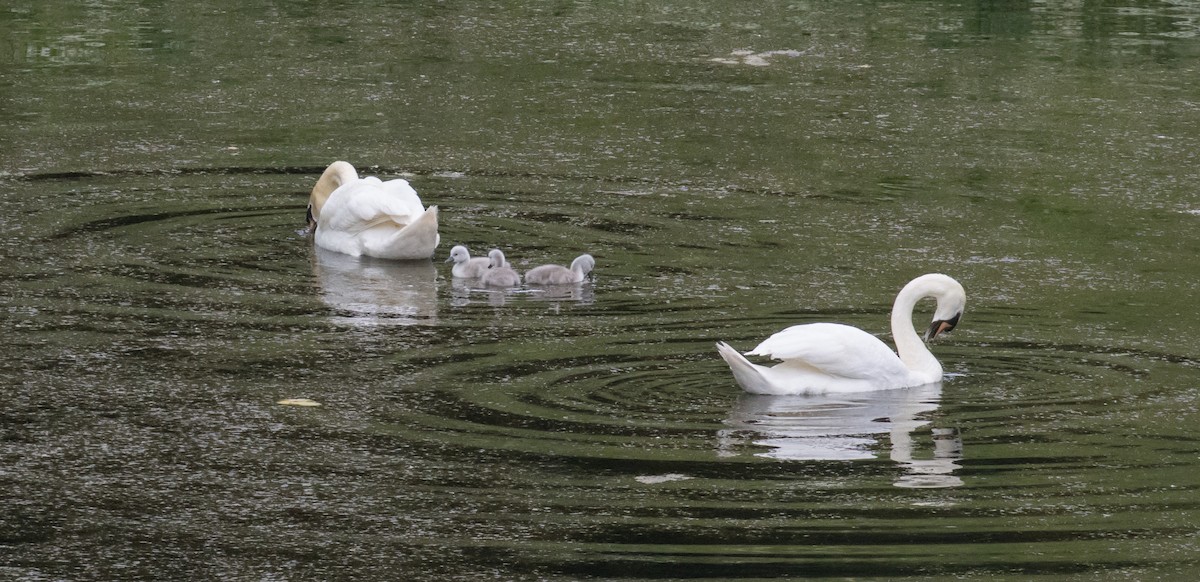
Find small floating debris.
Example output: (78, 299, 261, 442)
(276, 398, 321, 407)
(634, 473, 692, 485)
(711, 49, 806, 67)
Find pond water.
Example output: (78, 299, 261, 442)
(3, 1, 1200, 580)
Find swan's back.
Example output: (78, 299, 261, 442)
(749, 323, 912, 383)
(324, 178, 425, 230)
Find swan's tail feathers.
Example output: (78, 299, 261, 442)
(364, 206, 440, 260)
(716, 341, 774, 395)
(397, 207, 439, 259)
(425, 206, 441, 250)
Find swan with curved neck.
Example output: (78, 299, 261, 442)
(716, 273, 965, 394)
(306, 161, 439, 260)
(525, 254, 595, 285)
(307, 161, 356, 228)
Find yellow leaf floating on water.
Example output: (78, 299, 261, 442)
(276, 398, 321, 407)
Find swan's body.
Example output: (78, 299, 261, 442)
(525, 254, 595, 285)
(307, 161, 439, 260)
(480, 249, 521, 287)
(446, 245, 507, 278)
(717, 273, 965, 395)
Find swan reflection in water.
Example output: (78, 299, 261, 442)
(718, 382, 963, 488)
(311, 247, 438, 326)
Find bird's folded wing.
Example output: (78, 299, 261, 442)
(334, 180, 423, 227)
(747, 322, 903, 380)
(376, 178, 426, 216)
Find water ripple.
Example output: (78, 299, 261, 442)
(5, 169, 1199, 579)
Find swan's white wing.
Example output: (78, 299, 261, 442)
(375, 177, 426, 216)
(322, 178, 425, 231)
(747, 322, 907, 380)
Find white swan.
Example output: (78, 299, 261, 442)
(446, 245, 494, 278)
(480, 249, 521, 287)
(716, 273, 965, 395)
(307, 161, 440, 260)
(525, 254, 595, 285)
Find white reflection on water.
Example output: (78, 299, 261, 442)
(710, 48, 807, 67)
(719, 383, 963, 488)
(311, 247, 438, 326)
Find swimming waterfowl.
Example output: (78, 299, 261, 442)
(716, 273, 965, 395)
(525, 254, 595, 285)
(446, 245, 492, 278)
(480, 249, 521, 287)
(307, 161, 439, 260)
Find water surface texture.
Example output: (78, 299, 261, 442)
(3, 2, 1200, 580)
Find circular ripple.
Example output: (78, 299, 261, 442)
(6, 170, 1200, 579)
(373, 330, 1199, 578)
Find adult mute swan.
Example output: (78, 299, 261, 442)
(307, 161, 439, 260)
(480, 249, 521, 287)
(525, 254, 595, 285)
(716, 273, 965, 395)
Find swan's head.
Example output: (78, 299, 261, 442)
(571, 254, 596, 278)
(446, 245, 470, 264)
(487, 249, 507, 268)
(925, 312, 961, 341)
(307, 161, 357, 228)
(916, 274, 966, 341)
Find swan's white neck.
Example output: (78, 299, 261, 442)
(890, 279, 943, 379)
(309, 161, 358, 222)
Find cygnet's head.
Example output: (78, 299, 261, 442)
(488, 248, 508, 268)
(447, 245, 470, 264)
(572, 254, 596, 276)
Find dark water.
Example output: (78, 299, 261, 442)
(3, 2, 1200, 580)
